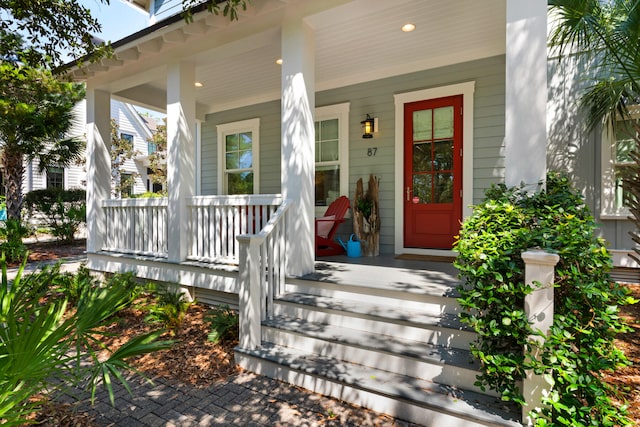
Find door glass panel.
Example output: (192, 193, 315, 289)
(413, 142, 432, 172)
(433, 140, 453, 171)
(434, 106, 454, 139)
(435, 173, 453, 203)
(413, 109, 432, 141)
(413, 174, 432, 204)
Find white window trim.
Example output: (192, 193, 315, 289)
(216, 118, 260, 195)
(600, 117, 636, 219)
(315, 102, 350, 217)
(393, 81, 475, 255)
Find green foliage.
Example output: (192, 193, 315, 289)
(144, 284, 192, 334)
(181, 0, 250, 23)
(0, 60, 85, 220)
(146, 118, 167, 190)
(0, 3, 107, 69)
(129, 191, 167, 199)
(205, 305, 239, 344)
(111, 120, 140, 198)
(0, 259, 172, 425)
(51, 265, 98, 306)
(0, 219, 29, 263)
(454, 172, 635, 426)
(24, 189, 86, 243)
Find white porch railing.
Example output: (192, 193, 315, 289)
(237, 200, 290, 350)
(102, 198, 169, 257)
(187, 195, 283, 264)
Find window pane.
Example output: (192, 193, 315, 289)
(434, 106, 454, 139)
(413, 174, 432, 204)
(615, 165, 635, 210)
(315, 165, 340, 207)
(413, 109, 432, 141)
(225, 134, 239, 152)
(434, 173, 453, 203)
(226, 152, 239, 169)
(238, 150, 253, 169)
(314, 122, 320, 142)
(616, 138, 634, 163)
(320, 140, 339, 162)
(227, 172, 254, 195)
(320, 119, 339, 140)
(413, 142, 432, 172)
(239, 132, 252, 150)
(315, 141, 320, 162)
(47, 167, 64, 189)
(434, 140, 454, 171)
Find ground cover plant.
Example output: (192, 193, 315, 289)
(454, 172, 636, 426)
(0, 260, 172, 425)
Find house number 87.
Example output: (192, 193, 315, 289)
(367, 147, 378, 157)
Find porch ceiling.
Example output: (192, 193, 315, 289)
(74, 0, 506, 115)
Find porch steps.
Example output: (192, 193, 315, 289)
(235, 269, 522, 426)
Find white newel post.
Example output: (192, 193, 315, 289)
(166, 61, 196, 262)
(522, 249, 560, 426)
(505, 0, 547, 189)
(237, 236, 261, 350)
(86, 89, 112, 253)
(281, 11, 315, 277)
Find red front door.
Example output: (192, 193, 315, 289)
(403, 95, 463, 249)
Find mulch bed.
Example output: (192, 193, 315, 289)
(17, 240, 640, 425)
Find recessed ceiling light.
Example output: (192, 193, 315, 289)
(402, 23, 416, 32)
(195, 81, 204, 87)
(276, 58, 283, 65)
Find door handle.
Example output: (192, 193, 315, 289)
(406, 186, 410, 201)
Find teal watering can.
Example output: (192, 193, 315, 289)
(338, 234, 361, 258)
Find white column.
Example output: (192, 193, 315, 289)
(522, 249, 560, 426)
(505, 0, 547, 189)
(281, 13, 315, 276)
(166, 61, 196, 262)
(86, 88, 112, 253)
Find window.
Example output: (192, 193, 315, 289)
(315, 103, 349, 215)
(120, 133, 134, 144)
(120, 173, 134, 197)
(217, 118, 259, 195)
(601, 117, 639, 218)
(46, 167, 64, 189)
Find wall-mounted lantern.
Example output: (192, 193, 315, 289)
(361, 114, 375, 139)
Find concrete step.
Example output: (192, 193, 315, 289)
(273, 292, 476, 349)
(262, 316, 495, 396)
(235, 344, 521, 427)
(291, 260, 462, 315)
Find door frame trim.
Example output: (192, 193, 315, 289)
(393, 81, 475, 255)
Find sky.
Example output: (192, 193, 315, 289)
(78, 0, 149, 44)
(77, 1, 165, 117)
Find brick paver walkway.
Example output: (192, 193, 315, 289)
(59, 371, 420, 426)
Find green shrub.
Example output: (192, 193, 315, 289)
(0, 257, 172, 425)
(206, 305, 239, 344)
(24, 188, 86, 243)
(0, 218, 29, 263)
(144, 283, 192, 334)
(454, 172, 635, 426)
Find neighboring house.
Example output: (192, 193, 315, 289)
(66, 1, 623, 424)
(24, 99, 156, 197)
